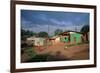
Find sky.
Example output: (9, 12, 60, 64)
(21, 10, 89, 35)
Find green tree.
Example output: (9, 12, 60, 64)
(54, 29, 63, 35)
(80, 25, 89, 41)
(31, 32, 36, 36)
(38, 32, 48, 37)
(81, 25, 89, 33)
(21, 29, 36, 40)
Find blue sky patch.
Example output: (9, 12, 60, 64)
(21, 10, 89, 35)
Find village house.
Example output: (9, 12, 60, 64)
(26, 31, 89, 47)
(60, 31, 83, 44)
(59, 31, 89, 44)
(49, 35, 61, 45)
(50, 31, 88, 44)
(27, 36, 46, 46)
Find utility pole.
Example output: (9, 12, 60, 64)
(48, 25, 49, 36)
(75, 26, 77, 31)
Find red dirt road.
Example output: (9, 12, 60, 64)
(34, 42, 89, 60)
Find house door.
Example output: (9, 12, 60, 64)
(64, 37, 69, 43)
(74, 37, 76, 43)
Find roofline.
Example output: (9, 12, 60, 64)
(62, 31, 89, 34)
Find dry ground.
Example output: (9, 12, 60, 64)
(34, 42, 89, 60)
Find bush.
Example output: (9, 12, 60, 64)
(21, 43, 28, 48)
(21, 49, 24, 54)
(26, 54, 49, 62)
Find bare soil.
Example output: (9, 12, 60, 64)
(34, 42, 89, 60)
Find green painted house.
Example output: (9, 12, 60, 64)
(70, 32, 82, 44)
(60, 31, 82, 44)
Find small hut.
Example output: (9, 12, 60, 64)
(27, 37, 46, 46)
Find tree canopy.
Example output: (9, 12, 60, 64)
(54, 29, 63, 35)
(21, 29, 36, 40)
(21, 29, 36, 37)
(80, 25, 89, 33)
(38, 32, 48, 37)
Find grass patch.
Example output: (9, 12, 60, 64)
(25, 47, 36, 57)
(22, 47, 50, 62)
(26, 54, 49, 62)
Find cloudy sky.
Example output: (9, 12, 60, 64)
(21, 10, 89, 35)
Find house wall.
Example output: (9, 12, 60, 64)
(27, 37, 34, 41)
(55, 37, 60, 43)
(60, 36, 69, 43)
(70, 33, 82, 44)
(27, 37, 35, 45)
(34, 38, 46, 46)
(60, 33, 82, 44)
